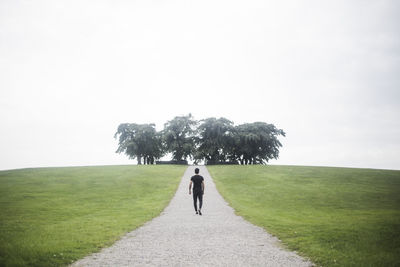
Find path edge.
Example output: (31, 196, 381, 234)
(205, 165, 315, 266)
(70, 166, 188, 266)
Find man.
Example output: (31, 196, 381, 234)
(189, 167, 205, 215)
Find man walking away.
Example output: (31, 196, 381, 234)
(189, 167, 205, 215)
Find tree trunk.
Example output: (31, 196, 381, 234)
(175, 152, 183, 162)
(137, 155, 142, 165)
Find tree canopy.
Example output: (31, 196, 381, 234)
(233, 122, 286, 164)
(115, 115, 285, 165)
(114, 123, 163, 165)
(162, 114, 196, 161)
(194, 117, 235, 164)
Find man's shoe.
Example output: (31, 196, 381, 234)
(196, 211, 198, 214)
(199, 210, 202, 216)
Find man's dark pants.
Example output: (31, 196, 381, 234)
(193, 190, 203, 211)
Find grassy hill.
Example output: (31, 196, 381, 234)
(1, 164, 399, 267)
(208, 165, 400, 267)
(0, 165, 186, 267)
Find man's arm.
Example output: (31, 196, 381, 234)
(189, 181, 192, 195)
(201, 181, 205, 194)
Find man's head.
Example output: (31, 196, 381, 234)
(195, 168, 199, 174)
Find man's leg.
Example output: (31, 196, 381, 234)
(198, 192, 203, 211)
(193, 191, 198, 212)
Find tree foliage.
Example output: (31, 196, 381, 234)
(114, 123, 163, 165)
(194, 117, 235, 163)
(162, 114, 197, 161)
(115, 115, 285, 165)
(233, 122, 286, 164)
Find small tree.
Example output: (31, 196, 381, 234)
(234, 122, 286, 164)
(162, 114, 197, 161)
(194, 117, 235, 164)
(114, 123, 164, 164)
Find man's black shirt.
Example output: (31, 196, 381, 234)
(191, 175, 204, 192)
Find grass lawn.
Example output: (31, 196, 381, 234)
(208, 165, 400, 267)
(0, 165, 186, 267)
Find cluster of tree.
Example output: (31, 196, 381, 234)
(114, 114, 285, 165)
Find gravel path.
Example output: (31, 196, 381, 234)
(71, 166, 313, 266)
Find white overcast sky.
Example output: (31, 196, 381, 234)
(1, 0, 399, 170)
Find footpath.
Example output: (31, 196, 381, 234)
(72, 166, 312, 266)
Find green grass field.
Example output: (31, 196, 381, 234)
(208, 165, 400, 267)
(0, 165, 186, 267)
